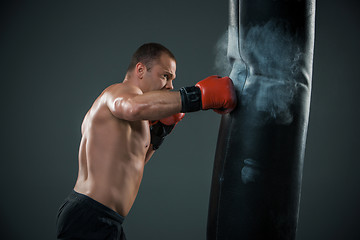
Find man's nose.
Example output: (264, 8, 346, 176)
(165, 80, 174, 90)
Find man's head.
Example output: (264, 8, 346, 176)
(127, 43, 177, 92)
(127, 43, 176, 73)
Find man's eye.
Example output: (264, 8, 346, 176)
(163, 75, 169, 80)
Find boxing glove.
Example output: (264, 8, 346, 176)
(150, 113, 185, 150)
(179, 76, 237, 114)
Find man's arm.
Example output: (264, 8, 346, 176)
(106, 75, 237, 121)
(144, 145, 155, 164)
(106, 84, 182, 121)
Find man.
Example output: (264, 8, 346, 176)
(56, 43, 237, 240)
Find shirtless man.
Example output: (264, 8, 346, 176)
(56, 43, 237, 240)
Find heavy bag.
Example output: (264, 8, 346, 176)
(207, 0, 316, 239)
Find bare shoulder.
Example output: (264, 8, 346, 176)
(100, 82, 145, 120)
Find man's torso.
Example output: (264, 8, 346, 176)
(74, 83, 150, 216)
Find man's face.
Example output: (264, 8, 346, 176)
(142, 53, 176, 92)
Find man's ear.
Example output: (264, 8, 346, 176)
(135, 62, 145, 79)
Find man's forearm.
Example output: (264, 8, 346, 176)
(144, 145, 155, 164)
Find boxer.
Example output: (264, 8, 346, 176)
(56, 43, 237, 240)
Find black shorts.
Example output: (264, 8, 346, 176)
(56, 190, 126, 240)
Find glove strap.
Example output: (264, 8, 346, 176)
(179, 86, 202, 113)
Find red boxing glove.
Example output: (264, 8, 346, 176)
(159, 113, 185, 126)
(149, 113, 185, 127)
(150, 113, 185, 150)
(195, 76, 237, 114)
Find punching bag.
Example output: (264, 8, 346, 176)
(207, 0, 315, 239)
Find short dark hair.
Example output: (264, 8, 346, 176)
(127, 43, 176, 72)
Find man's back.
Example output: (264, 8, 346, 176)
(74, 83, 151, 217)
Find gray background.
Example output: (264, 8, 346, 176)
(1, 0, 359, 239)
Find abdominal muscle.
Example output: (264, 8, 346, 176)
(74, 97, 150, 217)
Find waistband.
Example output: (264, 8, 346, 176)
(69, 190, 125, 224)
